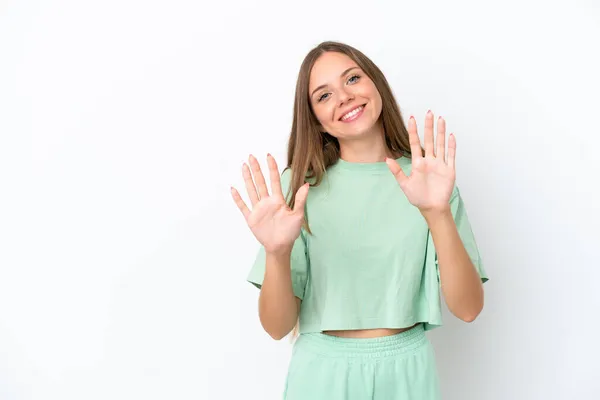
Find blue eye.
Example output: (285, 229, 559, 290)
(347, 74, 360, 84)
(318, 93, 330, 102)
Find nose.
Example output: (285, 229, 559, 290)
(337, 87, 354, 106)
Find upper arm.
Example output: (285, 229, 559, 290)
(431, 185, 489, 284)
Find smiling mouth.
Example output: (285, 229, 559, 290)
(339, 104, 367, 122)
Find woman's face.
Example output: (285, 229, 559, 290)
(308, 52, 383, 140)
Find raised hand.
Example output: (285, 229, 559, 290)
(385, 110, 456, 215)
(231, 154, 310, 255)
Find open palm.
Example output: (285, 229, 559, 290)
(230, 154, 309, 255)
(386, 111, 456, 213)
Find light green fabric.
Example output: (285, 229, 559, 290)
(246, 156, 488, 334)
(283, 324, 440, 399)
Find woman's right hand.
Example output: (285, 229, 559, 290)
(231, 154, 309, 256)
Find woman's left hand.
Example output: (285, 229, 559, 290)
(386, 110, 455, 216)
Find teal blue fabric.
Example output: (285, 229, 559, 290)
(247, 155, 488, 333)
(284, 324, 440, 399)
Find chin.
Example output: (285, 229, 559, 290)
(336, 120, 379, 140)
(331, 128, 375, 142)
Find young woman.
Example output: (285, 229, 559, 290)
(230, 41, 489, 399)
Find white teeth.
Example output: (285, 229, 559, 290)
(341, 106, 363, 121)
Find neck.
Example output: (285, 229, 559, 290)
(338, 122, 396, 163)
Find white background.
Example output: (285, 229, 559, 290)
(1, 0, 599, 399)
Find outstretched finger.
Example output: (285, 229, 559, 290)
(408, 116, 423, 159)
(249, 154, 269, 199)
(424, 111, 435, 158)
(230, 186, 251, 221)
(292, 183, 310, 215)
(242, 162, 259, 207)
(448, 133, 457, 169)
(267, 154, 283, 200)
(436, 116, 446, 162)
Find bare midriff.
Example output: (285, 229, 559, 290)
(322, 323, 419, 338)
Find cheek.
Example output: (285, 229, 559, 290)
(369, 87, 383, 113)
(314, 105, 335, 126)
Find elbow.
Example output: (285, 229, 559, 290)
(268, 331, 288, 341)
(461, 313, 479, 323)
(263, 325, 291, 341)
(458, 285, 485, 323)
(458, 303, 484, 323)
(259, 315, 293, 340)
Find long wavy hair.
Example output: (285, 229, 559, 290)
(286, 41, 423, 339)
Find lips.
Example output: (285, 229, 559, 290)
(339, 104, 366, 122)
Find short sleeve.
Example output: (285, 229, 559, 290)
(434, 185, 489, 284)
(245, 168, 310, 299)
(246, 231, 309, 299)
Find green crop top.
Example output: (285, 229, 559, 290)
(246, 155, 489, 334)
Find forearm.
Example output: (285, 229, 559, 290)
(424, 209, 484, 322)
(258, 250, 299, 340)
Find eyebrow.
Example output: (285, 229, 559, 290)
(310, 66, 360, 99)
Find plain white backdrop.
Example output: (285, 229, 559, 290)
(1, 0, 599, 399)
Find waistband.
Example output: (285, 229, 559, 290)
(295, 324, 427, 359)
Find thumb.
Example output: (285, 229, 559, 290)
(292, 183, 310, 215)
(385, 157, 408, 185)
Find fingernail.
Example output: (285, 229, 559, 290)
(267, 153, 271, 158)
(427, 110, 432, 115)
(410, 115, 414, 120)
